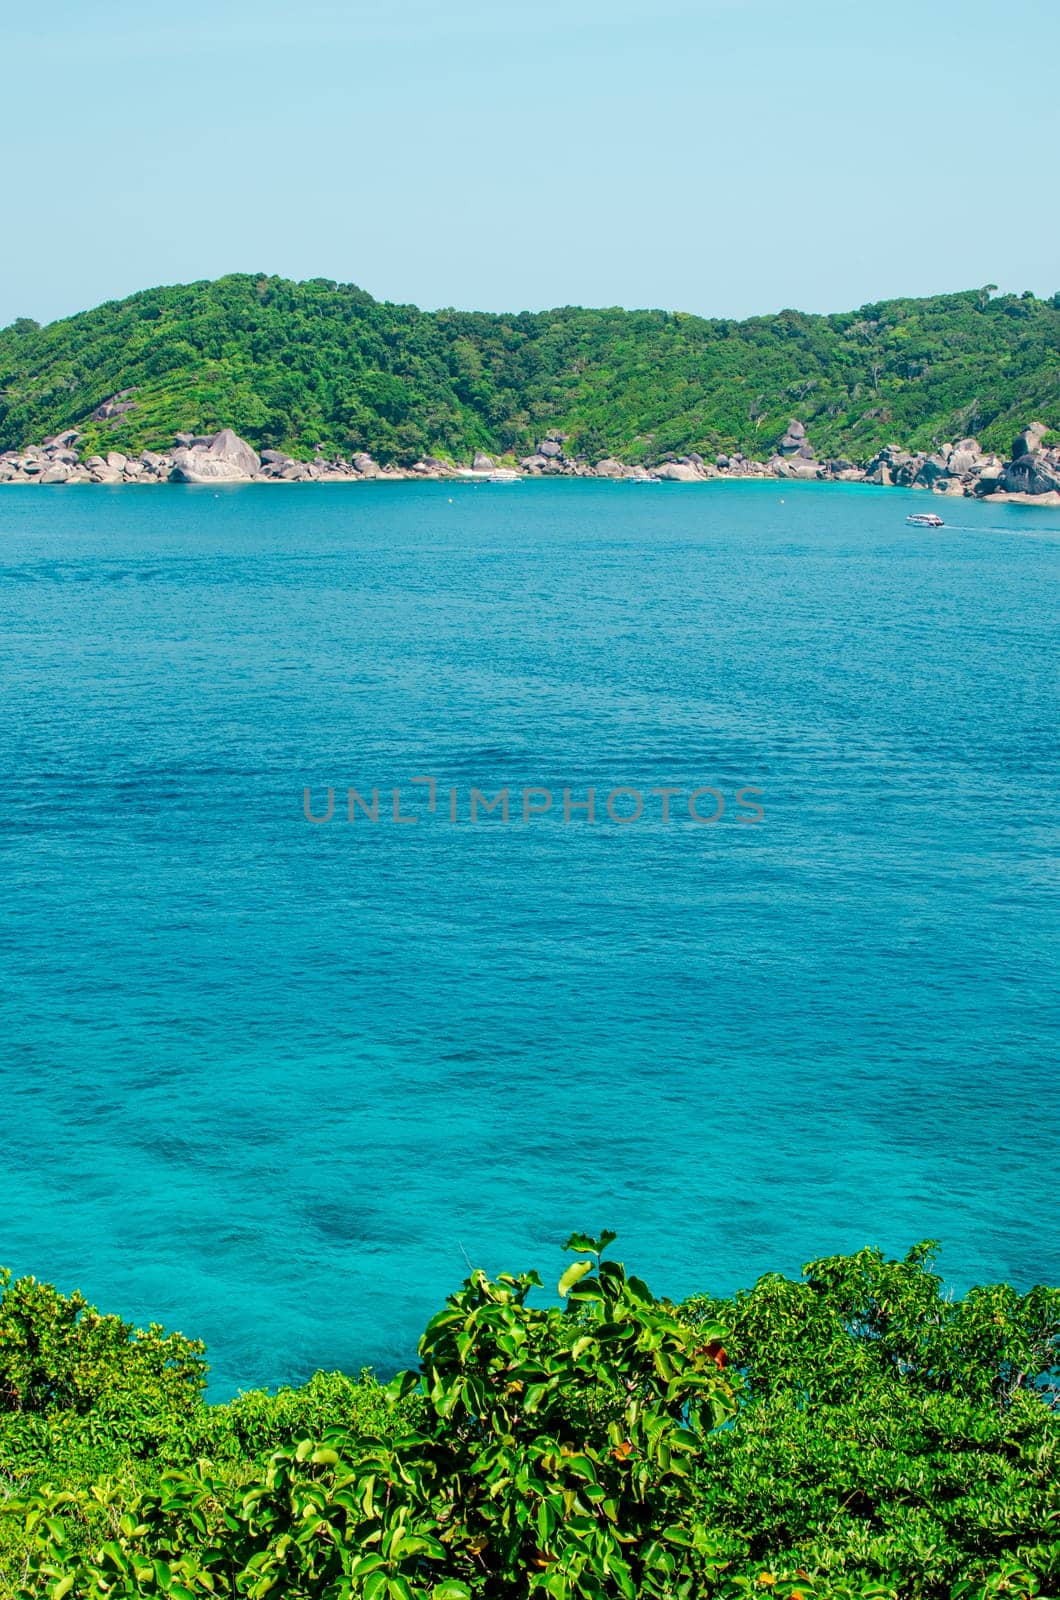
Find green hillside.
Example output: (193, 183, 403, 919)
(1, 275, 1057, 466)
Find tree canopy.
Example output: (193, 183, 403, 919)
(1, 277, 1056, 466)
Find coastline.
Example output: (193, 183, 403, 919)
(2, 419, 1058, 507)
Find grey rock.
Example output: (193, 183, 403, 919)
(106, 452, 128, 471)
(170, 429, 261, 483)
(654, 462, 701, 481)
(40, 465, 70, 484)
(973, 465, 1005, 495)
(260, 449, 290, 464)
(594, 457, 627, 478)
(778, 419, 807, 454)
(91, 393, 137, 422)
(1001, 454, 1060, 495)
(914, 455, 950, 487)
(892, 455, 922, 487)
(948, 446, 983, 476)
(1012, 421, 1048, 460)
(45, 429, 81, 447)
(472, 451, 494, 472)
(537, 439, 563, 458)
(209, 429, 260, 474)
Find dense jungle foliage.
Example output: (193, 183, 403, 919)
(1, 1236, 1058, 1600)
(0, 278, 1057, 465)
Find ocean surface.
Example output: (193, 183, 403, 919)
(1, 479, 1058, 1398)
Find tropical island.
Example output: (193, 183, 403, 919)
(1, 1236, 1058, 1600)
(1, 276, 1058, 502)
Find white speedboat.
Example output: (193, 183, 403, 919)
(906, 512, 944, 528)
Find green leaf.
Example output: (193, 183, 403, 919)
(352, 1555, 388, 1577)
(558, 1260, 594, 1298)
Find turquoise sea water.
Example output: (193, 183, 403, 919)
(1, 480, 1058, 1397)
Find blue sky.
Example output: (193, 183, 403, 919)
(4, 0, 1058, 327)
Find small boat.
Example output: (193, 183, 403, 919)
(906, 512, 944, 528)
(486, 469, 520, 483)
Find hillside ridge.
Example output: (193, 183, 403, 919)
(0, 274, 1057, 470)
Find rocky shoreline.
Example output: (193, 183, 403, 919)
(2, 418, 1058, 506)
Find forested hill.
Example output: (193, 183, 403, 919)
(1, 275, 1057, 466)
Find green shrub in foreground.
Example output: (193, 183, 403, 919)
(1, 1238, 1058, 1600)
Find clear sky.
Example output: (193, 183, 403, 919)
(5, 0, 1058, 329)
